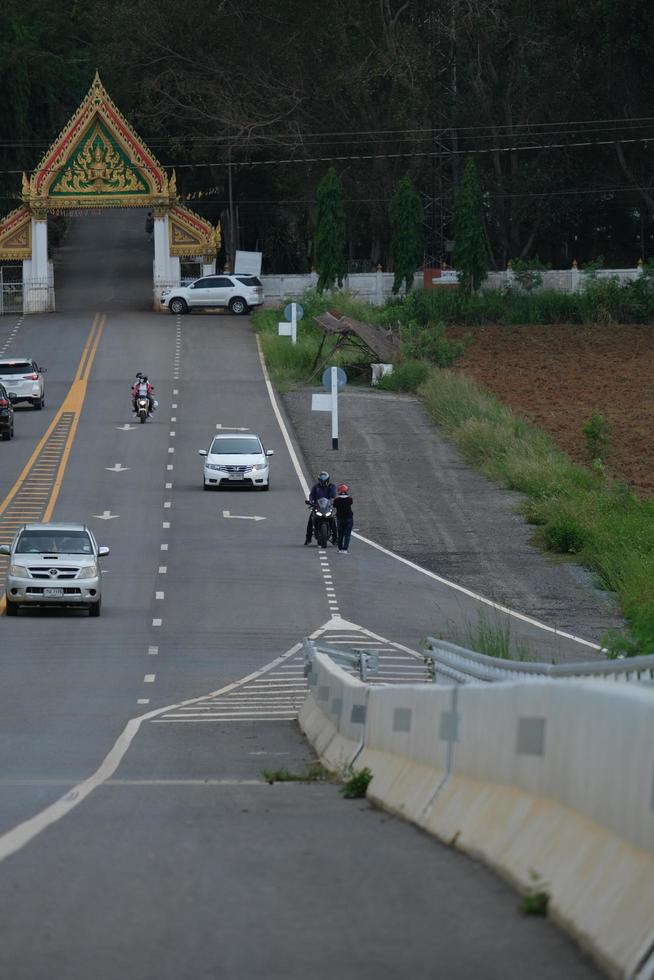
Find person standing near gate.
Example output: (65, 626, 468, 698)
(334, 483, 354, 554)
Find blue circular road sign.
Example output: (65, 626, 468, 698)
(322, 367, 347, 392)
(284, 302, 304, 321)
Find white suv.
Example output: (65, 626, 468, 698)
(0, 357, 46, 409)
(162, 274, 264, 315)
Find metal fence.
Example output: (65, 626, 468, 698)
(422, 636, 654, 685)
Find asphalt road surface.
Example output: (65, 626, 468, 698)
(0, 210, 602, 979)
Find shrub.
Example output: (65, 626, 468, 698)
(377, 360, 431, 392)
(582, 410, 611, 464)
(510, 256, 550, 292)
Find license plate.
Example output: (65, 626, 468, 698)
(43, 588, 64, 598)
(228, 473, 244, 480)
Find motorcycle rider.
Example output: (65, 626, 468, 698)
(305, 471, 337, 545)
(132, 372, 155, 415)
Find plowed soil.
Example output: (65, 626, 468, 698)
(449, 323, 654, 498)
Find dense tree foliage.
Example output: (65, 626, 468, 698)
(314, 167, 347, 292)
(2, 0, 654, 271)
(390, 176, 424, 294)
(453, 160, 488, 293)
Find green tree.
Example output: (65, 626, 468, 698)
(314, 167, 347, 293)
(453, 159, 488, 293)
(390, 175, 424, 294)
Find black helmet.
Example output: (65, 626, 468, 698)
(135, 371, 144, 380)
(318, 471, 330, 484)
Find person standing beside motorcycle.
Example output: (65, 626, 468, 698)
(305, 471, 337, 545)
(334, 484, 354, 553)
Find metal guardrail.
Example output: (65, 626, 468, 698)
(303, 638, 379, 681)
(422, 636, 654, 685)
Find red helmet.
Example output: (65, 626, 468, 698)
(337, 483, 349, 494)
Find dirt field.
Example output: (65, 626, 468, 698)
(449, 323, 654, 498)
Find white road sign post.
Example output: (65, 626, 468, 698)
(277, 301, 303, 345)
(311, 365, 347, 450)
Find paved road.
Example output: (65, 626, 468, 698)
(0, 210, 601, 978)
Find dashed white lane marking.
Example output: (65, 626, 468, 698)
(152, 619, 162, 627)
(156, 592, 164, 600)
(160, 544, 168, 551)
(165, 482, 173, 489)
(158, 566, 167, 574)
(137, 699, 150, 705)
(0, 315, 24, 356)
(162, 522, 170, 529)
(167, 464, 173, 471)
(164, 501, 171, 508)
(169, 431, 175, 437)
(148, 646, 158, 656)
(172, 403, 178, 409)
(144, 674, 156, 683)
(167, 447, 175, 454)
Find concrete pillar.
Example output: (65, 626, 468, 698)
(152, 213, 180, 310)
(24, 217, 55, 313)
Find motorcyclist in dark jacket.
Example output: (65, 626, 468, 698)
(305, 471, 337, 545)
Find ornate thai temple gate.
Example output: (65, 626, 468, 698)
(0, 72, 220, 313)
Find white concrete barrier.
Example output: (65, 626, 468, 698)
(299, 655, 654, 980)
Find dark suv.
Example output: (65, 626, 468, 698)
(0, 382, 14, 441)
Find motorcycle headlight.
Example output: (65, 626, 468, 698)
(8, 564, 28, 577)
(78, 564, 98, 580)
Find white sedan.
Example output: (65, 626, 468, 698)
(199, 433, 273, 490)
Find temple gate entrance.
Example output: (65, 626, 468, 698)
(0, 73, 220, 313)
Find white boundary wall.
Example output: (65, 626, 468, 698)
(259, 266, 646, 306)
(300, 653, 654, 980)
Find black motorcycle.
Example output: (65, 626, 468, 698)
(307, 497, 336, 548)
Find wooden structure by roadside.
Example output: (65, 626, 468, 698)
(310, 310, 400, 379)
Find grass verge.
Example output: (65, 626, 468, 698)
(254, 289, 653, 656)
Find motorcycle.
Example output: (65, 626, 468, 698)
(307, 496, 336, 548)
(135, 394, 150, 424)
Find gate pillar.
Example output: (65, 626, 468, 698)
(153, 212, 180, 311)
(23, 215, 55, 313)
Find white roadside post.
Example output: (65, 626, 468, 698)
(330, 365, 338, 450)
(278, 301, 303, 345)
(311, 366, 347, 451)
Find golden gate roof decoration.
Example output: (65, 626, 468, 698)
(169, 202, 221, 258)
(23, 72, 169, 210)
(0, 206, 32, 260)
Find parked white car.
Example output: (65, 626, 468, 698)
(162, 274, 264, 315)
(199, 433, 273, 490)
(0, 357, 46, 409)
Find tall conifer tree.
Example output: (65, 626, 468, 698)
(314, 167, 347, 293)
(390, 176, 424, 294)
(453, 159, 488, 293)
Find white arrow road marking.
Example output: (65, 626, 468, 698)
(216, 424, 250, 431)
(116, 424, 136, 431)
(222, 510, 266, 521)
(93, 511, 119, 520)
(105, 463, 130, 472)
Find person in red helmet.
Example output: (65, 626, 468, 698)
(334, 483, 353, 553)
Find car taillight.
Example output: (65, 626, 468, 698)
(0, 398, 8, 407)
(23, 374, 39, 381)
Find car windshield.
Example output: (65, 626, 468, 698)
(15, 530, 93, 555)
(0, 362, 32, 375)
(209, 437, 261, 455)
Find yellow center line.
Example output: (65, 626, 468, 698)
(0, 314, 105, 615)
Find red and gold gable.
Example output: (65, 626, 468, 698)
(0, 206, 31, 260)
(25, 73, 168, 209)
(169, 203, 221, 257)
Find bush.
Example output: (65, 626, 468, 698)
(377, 360, 431, 392)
